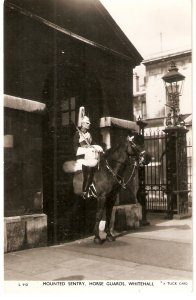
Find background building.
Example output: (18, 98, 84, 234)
(133, 48, 192, 212)
(133, 48, 192, 129)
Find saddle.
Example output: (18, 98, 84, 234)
(63, 145, 103, 198)
(64, 164, 97, 198)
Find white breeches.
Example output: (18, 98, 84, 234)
(75, 145, 103, 169)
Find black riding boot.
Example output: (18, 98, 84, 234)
(82, 165, 95, 199)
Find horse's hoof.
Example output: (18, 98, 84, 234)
(106, 234, 115, 242)
(141, 220, 150, 226)
(94, 237, 104, 245)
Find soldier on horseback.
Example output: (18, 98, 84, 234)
(73, 107, 103, 199)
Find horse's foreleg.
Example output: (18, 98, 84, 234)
(94, 195, 106, 244)
(105, 196, 116, 242)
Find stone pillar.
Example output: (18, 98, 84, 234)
(163, 126, 190, 219)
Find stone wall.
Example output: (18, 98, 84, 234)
(4, 214, 47, 253)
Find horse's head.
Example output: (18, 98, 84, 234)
(127, 134, 151, 166)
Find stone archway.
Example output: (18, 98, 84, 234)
(42, 64, 103, 244)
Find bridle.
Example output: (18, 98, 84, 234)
(105, 136, 145, 189)
(127, 136, 150, 167)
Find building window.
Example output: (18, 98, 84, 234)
(141, 100, 147, 119)
(143, 76, 146, 86)
(136, 75, 139, 92)
(61, 97, 76, 126)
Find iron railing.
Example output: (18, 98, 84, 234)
(144, 129, 192, 212)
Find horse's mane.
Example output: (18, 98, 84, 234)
(101, 134, 144, 161)
(102, 143, 126, 160)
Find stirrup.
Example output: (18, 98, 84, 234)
(82, 192, 87, 199)
(82, 191, 91, 199)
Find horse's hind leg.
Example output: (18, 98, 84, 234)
(105, 197, 116, 242)
(94, 195, 106, 244)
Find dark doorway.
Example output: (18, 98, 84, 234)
(42, 63, 103, 244)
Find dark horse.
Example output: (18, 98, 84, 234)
(73, 134, 151, 244)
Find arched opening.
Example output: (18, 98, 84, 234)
(42, 64, 103, 244)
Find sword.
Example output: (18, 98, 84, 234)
(71, 121, 92, 147)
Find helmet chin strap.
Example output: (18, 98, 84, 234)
(81, 124, 89, 130)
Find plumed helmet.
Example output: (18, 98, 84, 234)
(78, 106, 91, 127)
(81, 115, 91, 124)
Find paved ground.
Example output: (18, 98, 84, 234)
(4, 214, 193, 282)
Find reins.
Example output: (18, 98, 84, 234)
(103, 139, 145, 189)
(105, 158, 137, 189)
